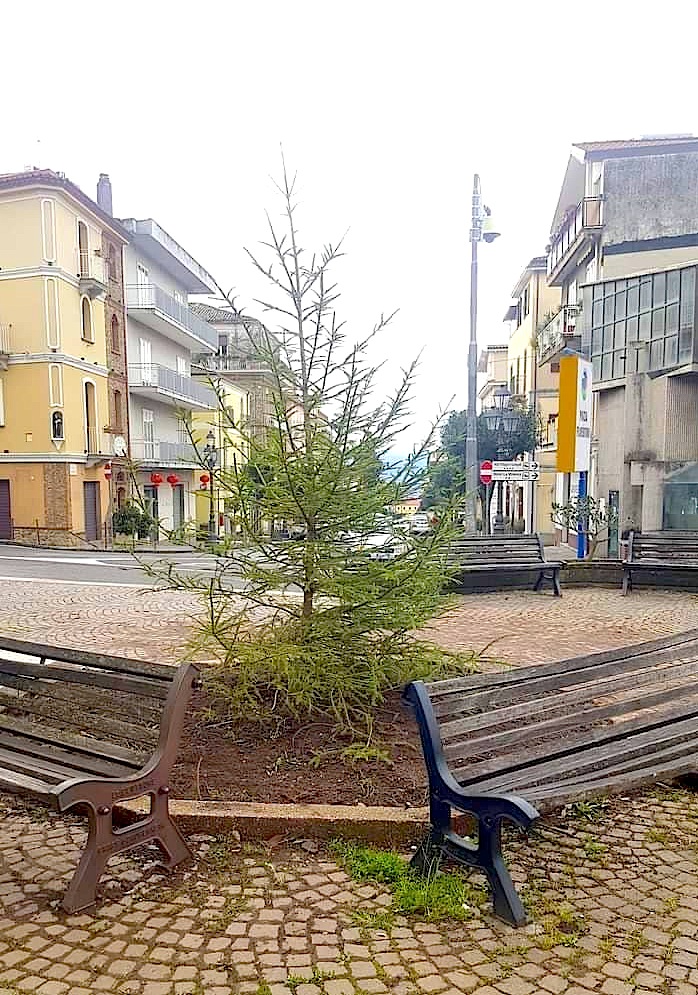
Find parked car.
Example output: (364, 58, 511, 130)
(340, 529, 409, 561)
(409, 512, 431, 534)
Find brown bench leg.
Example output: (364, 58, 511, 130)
(61, 790, 193, 914)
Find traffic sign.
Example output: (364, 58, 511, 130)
(479, 460, 493, 485)
(492, 460, 539, 472)
(491, 469, 540, 482)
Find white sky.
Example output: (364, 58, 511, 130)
(3, 1, 697, 452)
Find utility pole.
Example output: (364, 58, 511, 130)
(464, 175, 500, 533)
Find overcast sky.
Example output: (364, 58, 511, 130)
(3, 1, 696, 451)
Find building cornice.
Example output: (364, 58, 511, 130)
(0, 266, 79, 288)
(9, 355, 109, 376)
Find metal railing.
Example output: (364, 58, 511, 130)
(128, 363, 216, 407)
(130, 439, 198, 464)
(126, 284, 217, 349)
(77, 250, 107, 284)
(85, 426, 102, 454)
(205, 355, 272, 372)
(0, 324, 10, 354)
(537, 304, 580, 364)
(547, 196, 603, 277)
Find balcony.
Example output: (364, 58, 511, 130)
(128, 363, 216, 410)
(77, 251, 108, 299)
(547, 196, 603, 286)
(131, 438, 198, 466)
(126, 284, 217, 351)
(0, 324, 10, 371)
(537, 304, 581, 366)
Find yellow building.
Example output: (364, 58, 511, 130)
(191, 372, 249, 536)
(504, 256, 561, 540)
(0, 170, 129, 542)
(389, 498, 421, 517)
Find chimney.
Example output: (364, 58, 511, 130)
(97, 173, 113, 215)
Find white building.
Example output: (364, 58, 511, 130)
(121, 219, 218, 531)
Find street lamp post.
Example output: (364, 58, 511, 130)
(482, 386, 521, 534)
(202, 429, 218, 542)
(465, 175, 500, 533)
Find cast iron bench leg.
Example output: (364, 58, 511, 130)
(478, 816, 527, 927)
(62, 803, 110, 914)
(552, 568, 562, 597)
(532, 571, 544, 592)
(410, 796, 449, 877)
(622, 567, 632, 596)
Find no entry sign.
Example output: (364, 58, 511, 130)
(479, 460, 493, 485)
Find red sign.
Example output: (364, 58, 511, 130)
(479, 460, 493, 485)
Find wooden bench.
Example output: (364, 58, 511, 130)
(447, 534, 563, 596)
(0, 636, 200, 913)
(404, 628, 698, 925)
(623, 530, 698, 594)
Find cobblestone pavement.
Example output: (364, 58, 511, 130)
(0, 789, 696, 994)
(418, 587, 698, 666)
(1, 580, 698, 992)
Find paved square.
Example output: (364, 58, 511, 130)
(0, 579, 697, 992)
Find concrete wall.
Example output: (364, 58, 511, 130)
(603, 152, 698, 244)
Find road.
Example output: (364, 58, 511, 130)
(0, 544, 246, 588)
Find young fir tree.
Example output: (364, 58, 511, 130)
(159, 165, 474, 734)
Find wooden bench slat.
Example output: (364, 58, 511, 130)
(446, 678, 698, 768)
(0, 677, 162, 727)
(0, 729, 140, 778)
(0, 694, 159, 749)
(0, 745, 109, 786)
(0, 716, 146, 767)
(436, 656, 698, 733)
(0, 637, 174, 681)
(469, 710, 698, 795)
(0, 659, 169, 699)
(425, 628, 698, 697)
(0, 768, 57, 802)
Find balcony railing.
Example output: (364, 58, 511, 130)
(126, 284, 217, 349)
(537, 304, 580, 365)
(130, 439, 198, 465)
(547, 196, 603, 279)
(206, 355, 272, 373)
(128, 363, 216, 408)
(77, 251, 107, 297)
(85, 427, 103, 454)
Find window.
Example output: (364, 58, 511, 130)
(143, 409, 154, 459)
(0, 380, 4, 427)
(51, 410, 64, 440)
(176, 356, 187, 377)
(111, 313, 120, 353)
(113, 389, 122, 431)
(77, 221, 89, 277)
(522, 350, 527, 395)
(523, 286, 530, 317)
(589, 265, 697, 381)
(81, 296, 93, 343)
(108, 245, 117, 282)
(515, 357, 521, 394)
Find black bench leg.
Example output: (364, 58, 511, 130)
(410, 828, 443, 878)
(532, 572, 544, 592)
(478, 817, 527, 927)
(622, 568, 632, 595)
(552, 569, 562, 598)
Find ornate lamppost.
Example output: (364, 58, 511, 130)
(481, 386, 522, 534)
(202, 429, 218, 541)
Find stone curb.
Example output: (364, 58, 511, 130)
(117, 798, 429, 846)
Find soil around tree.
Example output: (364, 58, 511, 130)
(171, 689, 428, 808)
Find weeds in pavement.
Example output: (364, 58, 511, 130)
(330, 839, 486, 922)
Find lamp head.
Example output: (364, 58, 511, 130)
(482, 206, 501, 243)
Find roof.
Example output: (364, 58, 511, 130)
(503, 304, 518, 322)
(120, 219, 217, 294)
(0, 168, 129, 242)
(190, 302, 243, 324)
(511, 257, 547, 299)
(574, 136, 698, 153)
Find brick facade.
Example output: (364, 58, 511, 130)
(102, 232, 130, 481)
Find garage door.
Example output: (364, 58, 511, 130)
(0, 481, 10, 540)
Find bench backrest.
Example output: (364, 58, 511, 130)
(447, 533, 545, 565)
(408, 628, 698, 794)
(0, 636, 198, 773)
(628, 530, 698, 564)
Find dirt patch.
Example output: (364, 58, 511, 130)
(171, 689, 428, 808)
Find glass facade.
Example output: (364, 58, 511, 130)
(583, 265, 697, 383)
